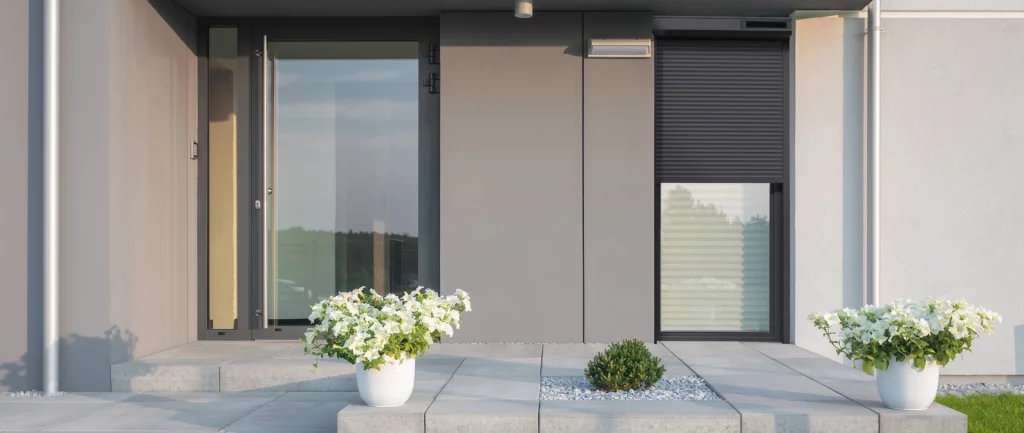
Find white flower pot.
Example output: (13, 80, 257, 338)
(355, 358, 416, 407)
(875, 357, 940, 410)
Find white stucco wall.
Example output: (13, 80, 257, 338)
(793, 11, 1024, 376)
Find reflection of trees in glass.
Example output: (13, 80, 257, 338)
(661, 186, 770, 332)
(274, 228, 418, 321)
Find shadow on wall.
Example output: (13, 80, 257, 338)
(841, 16, 865, 311)
(147, 0, 197, 54)
(0, 327, 137, 392)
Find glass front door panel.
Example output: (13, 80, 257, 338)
(265, 41, 420, 326)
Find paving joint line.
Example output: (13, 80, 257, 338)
(421, 356, 466, 430)
(217, 392, 285, 432)
(658, 342, 743, 419)
(538, 344, 544, 433)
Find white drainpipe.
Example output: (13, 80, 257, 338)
(43, 0, 60, 395)
(866, 0, 882, 307)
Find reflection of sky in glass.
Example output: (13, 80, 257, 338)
(274, 58, 419, 235)
(661, 183, 769, 223)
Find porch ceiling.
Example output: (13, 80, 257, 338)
(171, 0, 870, 18)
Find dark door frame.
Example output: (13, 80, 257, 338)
(197, 18, 441, 341)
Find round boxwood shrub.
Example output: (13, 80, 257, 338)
(584, 338, 666, 392)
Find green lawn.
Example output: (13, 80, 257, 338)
(935, 393, 1024, 433)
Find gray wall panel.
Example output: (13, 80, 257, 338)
(582, 13, 655, 342)
(440, 12, 584, 343)
(0, 0, 42, 392)
(60, 0, 196, 391)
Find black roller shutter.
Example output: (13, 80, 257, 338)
(655, 39, 786, 183)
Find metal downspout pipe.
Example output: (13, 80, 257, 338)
(43, 0, 60, 395)
(866, 0, 882, 307)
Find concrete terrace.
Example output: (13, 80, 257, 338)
(0, 342, 965, 433)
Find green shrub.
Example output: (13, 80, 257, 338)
(584, 339, 666, 392)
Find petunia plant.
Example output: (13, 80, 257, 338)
(304, 287, 471, 371)
(809, 298, 1001, 374)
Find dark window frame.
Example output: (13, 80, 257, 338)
(196, 18, 441, 341)
(653, 36, 791, 343)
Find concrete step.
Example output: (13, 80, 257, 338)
(110, 342, 966, 433)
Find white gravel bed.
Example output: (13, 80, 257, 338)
(4, 390, 67, 398)
(541, 376, 721, 401)
(938, 383, 1024, 397)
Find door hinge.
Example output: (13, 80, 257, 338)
(424, 72, 439, 94)
(427, 43, 439, 65)
(189, 140, 199, 160)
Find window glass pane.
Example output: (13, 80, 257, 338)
(660, 183, 771, 332)
(265, 41, 421, 326)
(207, 28, 239, 330)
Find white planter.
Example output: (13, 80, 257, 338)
(355, 358, 416, 407)
(875, 357, 940, 410)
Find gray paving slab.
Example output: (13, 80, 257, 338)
(426, 399, 538, 433)
(220, 359, 358, 392)
(225, 401, 352, 432)
(111, 359, 223, 392)
(732, 400, 879, 433)
(424, 344, 542, 358)
(42, 399, 270, 431)
(0, 392, 136, 403)
(336, 392, 434, 433)
(0, 403, 107, 431)
(123, 393, 282, 403)
(540, 400, 740, 433)
(742, 342, 830, 360)
(662, 342, 799, 376)
(748, 344, 967, 433)
(666, 342, 879, 433)
(33, 431, 213, 433)
(274, 392, 363, 402)
(453, 357, 541, 377)
(436, 374, 541, 400)
(143, 342, 299, 360)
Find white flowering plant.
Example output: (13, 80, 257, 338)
(303, 287, 471, 371)
(809, 298, 1001, 374)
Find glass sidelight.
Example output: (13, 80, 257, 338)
(261, 41, 428, 327)
(207, 28, 240, 330)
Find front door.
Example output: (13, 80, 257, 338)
(201, 20, 439, 340)
(253, 23, 439, 339)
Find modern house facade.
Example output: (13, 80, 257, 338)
(1, 0, 1022, 392)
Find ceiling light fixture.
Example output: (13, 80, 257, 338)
(515, 0, 533, 18)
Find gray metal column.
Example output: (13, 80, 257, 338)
(43, 0, 60, 394)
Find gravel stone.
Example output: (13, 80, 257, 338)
(4, 390, 67, 398)
(938, 383, 1024, 397)
(541, 376, 721, 401)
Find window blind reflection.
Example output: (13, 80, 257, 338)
(660, 183, 771, 332)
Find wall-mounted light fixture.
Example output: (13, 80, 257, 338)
(587, 39, 652, 58)
(515, 0, 533, 18)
